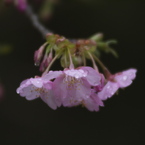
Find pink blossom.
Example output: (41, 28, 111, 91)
(82, 90, 104, 111)
(15, 0, 27, 11)
(17, 68, 136, 111)
(5, 0, 27, 11)
(95, 74, 105, 92)
(98, 68, 137, 100)
(16, 76, 59, 109)
(5, 0, 46, 11)
(114, 69, 137, 88)
(97, 81, 119, 100)
(43, 67, 103, 110)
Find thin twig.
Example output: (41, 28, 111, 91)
(25, 5, 52, 37)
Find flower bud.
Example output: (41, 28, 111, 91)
(39, 51, 53, 72)
(14, 0, 27, 11)
(34, 43, 47, 66)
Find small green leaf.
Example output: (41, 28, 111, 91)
(90, 33, 103, 42)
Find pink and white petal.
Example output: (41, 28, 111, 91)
(122, 69, 137, 80)
(42, 71, 63, 82)
(62, 78, 91, 107)
(20, 85, 40, 100)
(19, 79, 30, 86)
(95, 74, 105, 92)
(91, 92, 104, 107)
(98, 81, 119, 100)
(81, 67, 101, 86)
(75, 79, 91, 100)
(84, 96, 100, 111)
(53, 75, 67, 102)
(115, 69, 137, 88)
(43, 81, 53, 90)
(84, 92, 104, 111)
(16, 79, 31, 94)
(41, 91, 58, 110)
(30, 78, 43, 88)
(62, 96, 80, 107)
(25, 92, 40, 100)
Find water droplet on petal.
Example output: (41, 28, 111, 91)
(36, 80, 40, 84)
(94, 82, 99, 86)
(123, 76, 127, 81)
(75, 74, 79, 79)
(34, 62, 40, 66)
(85, 95, 89, 99)
(107, 85, 110, 89)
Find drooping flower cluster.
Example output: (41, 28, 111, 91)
(17, 33, 137, 111)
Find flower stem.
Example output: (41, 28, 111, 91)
(25, 5, 51, 37)
(68, 48, 74, 69)
(42, 54, 59, 76)
(64, 51, 67, 67)
(87, 52, 99, 71)
(83, 52, 86, 66)
(92, 54, 112, 78)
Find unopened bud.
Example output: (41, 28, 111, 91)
(34, 43, 47, 66)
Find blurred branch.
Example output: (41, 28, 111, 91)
(25, 5, 52, 37)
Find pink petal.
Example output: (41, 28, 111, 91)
(91, 92, 104, 107)
(53, 74, 92, 107)
(41, 91, 58, 110)
(17, 77, 52, 101)
(62, 96, 80, 107)
(43, 81, 52, 90)
(75, 79, 91, 100)
(16, 79, 31, 95)
(81, 67, 101, 86)
(20, 84, 41, 100)
(95, 74, 105, 92)
(64, 69, 87, 79)
(98, 81, 119, 100)
(62, 79, 91, 107)
(83, 98, 100, 111)
(30, 78, 43, 88)
(53, 75, 67, 97)
(83, 91, 104, 111)
(53, 75, 67, 105)
(16, 0, 27, 11)
(42, 71, 63, 82)
(115, 69, 137, 88)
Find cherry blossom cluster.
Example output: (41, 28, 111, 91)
(17, 33, 137, 111)
(5, 0, 27, 11)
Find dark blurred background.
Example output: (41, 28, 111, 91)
(0, 0, 144, 145)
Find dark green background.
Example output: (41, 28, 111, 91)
(0, 0, 144, 145)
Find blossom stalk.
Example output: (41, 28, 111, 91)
(42, 54, 59, 76)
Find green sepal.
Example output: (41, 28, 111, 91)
(45, 44, 52, 54)
(72, 56, 83, 67)
(97, 40, 118, 57)
(60, 50, 70, 68)
(90, 33, 103, 42)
